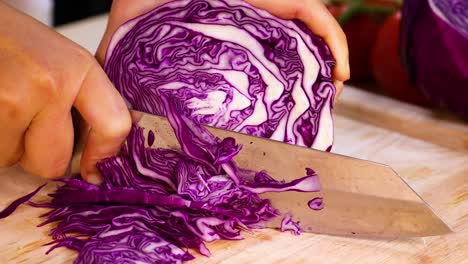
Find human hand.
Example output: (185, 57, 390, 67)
(245, 0, 350, 98)
(0, 2, 131, 184)
(96, 0, 349, 99)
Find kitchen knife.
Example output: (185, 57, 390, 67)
(97, 111, 453, 238)
(133, 111, 452, 238)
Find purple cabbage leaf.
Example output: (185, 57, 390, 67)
(104, 0, 336, 150)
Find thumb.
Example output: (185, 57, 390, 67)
(74, 61, 131, 184)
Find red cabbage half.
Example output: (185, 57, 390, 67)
(400, 0, 468, 118)
(104, 0, 336, 150)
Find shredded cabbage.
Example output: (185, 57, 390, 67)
(1, 96, 322, 263)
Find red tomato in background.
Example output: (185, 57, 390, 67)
(371, 11, 430, 106)
(328, 1, 395, 81)
(328, 5, 381, 81)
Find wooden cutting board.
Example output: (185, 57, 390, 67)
(1, 15, 467, 264)
(1, 86, 467, 264)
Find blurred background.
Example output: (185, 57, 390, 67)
(3, 0, 111, 26)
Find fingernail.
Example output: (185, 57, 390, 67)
(333, 80, 344, 105)
(87, 173, 103, 185)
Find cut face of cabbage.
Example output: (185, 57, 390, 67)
(104, 0, 336, 151)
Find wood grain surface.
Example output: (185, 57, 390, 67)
(335, 87, 468, 152)
(1, 111, 467, 264)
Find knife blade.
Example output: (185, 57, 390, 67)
(77, 110, 446, 239)
(126, 111, 452, 238)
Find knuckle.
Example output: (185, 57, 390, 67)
(0, 81, 27, 121)
(72, 45, 94, 61)
(42, 46, 93, 102)
(70, 45, 95, 70)
(38, 70, 60, 101)
(101, 112, 132, 140)
(0, 49, 59, 113)
(0, 93, 26, 121)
